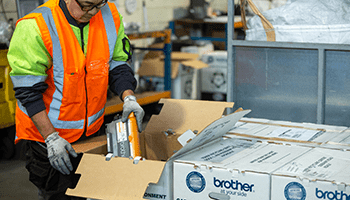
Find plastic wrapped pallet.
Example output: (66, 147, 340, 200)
(243, 0, 350, 44)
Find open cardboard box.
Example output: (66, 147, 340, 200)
(67, 99, 250, 199)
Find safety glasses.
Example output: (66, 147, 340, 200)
(75, 0, 108, 12)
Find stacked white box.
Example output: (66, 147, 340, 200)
(201, 68, 227, 94)
(173, 142, 312, 200)
(271, 147, 350, 200)
(172, 63, 197, 99)
(200, 51, 228, 98)
(228, 118, 349, 145)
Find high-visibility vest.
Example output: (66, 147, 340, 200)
(14, 0, 121, 144)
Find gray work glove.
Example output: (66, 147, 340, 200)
(45, 132, 77, 175)
(122, 95, 145, 132)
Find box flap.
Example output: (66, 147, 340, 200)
(66, 154, 165, 200)
(143, 43, 164, 59)
(146, 98, 234, 135)
(169, 52, 199, 61)
(180, 59, 208, 69)
(144, 99, 235, 160)
(171, 110, 251, 160)
(138, 53, 207, 78)
(138, 58, 180, 79)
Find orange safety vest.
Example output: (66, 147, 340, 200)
(15, 0, 121, 144)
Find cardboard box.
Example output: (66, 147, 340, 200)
(227, 117, 348, 145)
(271, 147, 350, 200)
(173, 142, 312, 200)
(143, 98, 235, 161)
(212, 31, 226, 50)
(138, 51, 208, 99)
(66, 99, 252, 200)
(143, 108, 252, 200)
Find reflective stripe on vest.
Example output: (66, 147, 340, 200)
(101, 5, 117, 62)
(109, 60, 130, 71)
(11, 75, 47, 88)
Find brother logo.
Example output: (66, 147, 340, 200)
(316, 188, 350, 200)
(213, 177, 254, 192)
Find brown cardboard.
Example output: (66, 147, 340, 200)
(138, 52, 207, 79)
(72, 135, 107, 154)
(168, 52, 199, 61)
(212, 30, 226, 50)
(138, 58, 180, 79)
(143, 98, 234, 160)
(180, 59, 208, 69)
(143, 43, 164, 59)
(66, 154, 165, 200)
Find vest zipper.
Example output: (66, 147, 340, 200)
(81, 26, 88, 136)
(80, 27, 84, 52)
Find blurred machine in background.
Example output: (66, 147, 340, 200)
(188, 0, 210, 20)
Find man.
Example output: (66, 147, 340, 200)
(7, 0, 145, 199)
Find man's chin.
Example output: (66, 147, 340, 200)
(77, 17, 92, 23)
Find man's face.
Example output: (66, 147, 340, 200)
(65, 0, 106, 23)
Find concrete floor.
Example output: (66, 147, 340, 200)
(0, 146, 38, 200)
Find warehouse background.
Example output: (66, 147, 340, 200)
(0, 0, 289, 40)
(0, 0, 291, 199)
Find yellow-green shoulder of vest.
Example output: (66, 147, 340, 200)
(8, 19, 52, 77)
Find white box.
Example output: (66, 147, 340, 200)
(173, 142, 312, 200)
(228, 118, 349, 145)
(271, 147, 350, 200)
(181, 43, 214, 57)
(326, 129, 350, 144)
(201, 67, 227, 93)
(172, 63, 198, 99)
(201, 51, 228, 68)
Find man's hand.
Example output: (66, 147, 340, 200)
(45, 132, 77, 175)
(122, 95, 145, 132)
